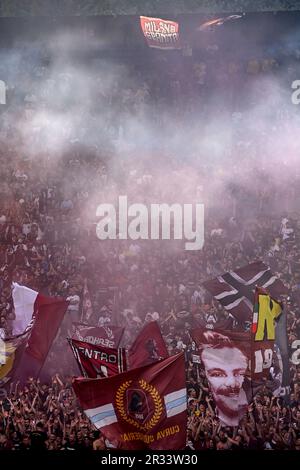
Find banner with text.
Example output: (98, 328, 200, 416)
(140, 16, 181, 50)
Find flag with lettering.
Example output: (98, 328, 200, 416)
(69, 338, 127, 378)
(73, 353, 187, 450)
(251, 287, 288, 398)
(140, 16, 181, 49)
(203, 263, 289, 400)
(72, 323, 124, 349)
(128, 321, 168, 369)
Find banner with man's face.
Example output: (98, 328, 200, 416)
(192, 321, 284, 426)
(192, 328, 251, 427)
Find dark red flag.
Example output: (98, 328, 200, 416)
(69, 338, 127, 378)
(73, 353, 187, 450)
(26, 294, 68, 364)
(128, 321, 168, 369)
(72, 323, 124, 349)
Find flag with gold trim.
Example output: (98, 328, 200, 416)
(73, 353, 186, 450)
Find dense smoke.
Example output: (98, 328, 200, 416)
(1, 15, 300, 225)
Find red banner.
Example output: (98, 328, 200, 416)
(11, 293, 68, 381)
(26, 294, 68, 365)
(73, 353, 187, 450)
(72, 323, 124, 349)
(140, 16, 180, 50)
(129, 321, 168, 369)
(69, 338, 127, 378)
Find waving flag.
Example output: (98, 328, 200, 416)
(129, 321, 168, 369)
(14, 290, 68, 380)
(0, 330, 31, 393)
(252, 287, 282, 340)
(140, 16, 180, 49)
(25, 294, 68, 365)
(203, 265, 290, 402)
(1, 284, 68, 385)
(73, 353, 186, 450)
(203, 261, 287, 323)
(69, 338, 127, 378)
(12, 283, 38, 336)
(251, 287, 281, 380)
(252, 287, 290, 399)
(72, 323, 124, 349)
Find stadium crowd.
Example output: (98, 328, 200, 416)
(0, 50, 300, 450)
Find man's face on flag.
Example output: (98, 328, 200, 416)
(201, 346, 247, 422)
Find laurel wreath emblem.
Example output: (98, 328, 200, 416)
(115, 379, 163, 432)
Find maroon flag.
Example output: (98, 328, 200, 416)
(69, 338, 127, 378)
(72, 323, 124, 349)
(25, 295, 68, 365)
(11, 294, 68, 381)
(73, 353, 187, 450)
(128, 322, 168, 369)
(203, 261, 288, 322)
(192, 327, 251, 427)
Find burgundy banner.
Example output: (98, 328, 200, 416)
(129, 321, 168, 369)
(69, 338, 127, 378)
(72, 323, 124, 349)
(73, 353, 187, 450)
(26, 294, 68, 366)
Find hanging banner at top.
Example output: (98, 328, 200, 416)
(140, 16, 181, 49)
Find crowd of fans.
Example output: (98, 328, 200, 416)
(0, 43, 300, 451)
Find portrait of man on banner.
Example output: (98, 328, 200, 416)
(193, 329, 251, 427)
